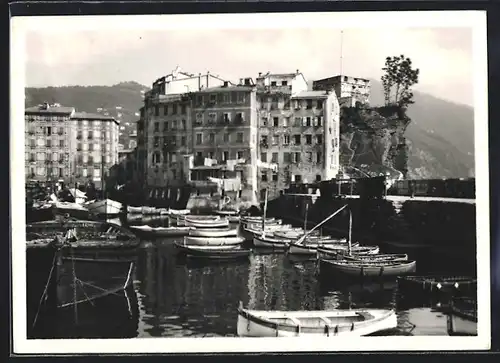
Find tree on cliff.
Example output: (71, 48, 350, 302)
(381, 55, 420, 107)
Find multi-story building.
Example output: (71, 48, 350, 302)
(69, 112, 119, 188)
(24, 103, 119, 188)
(25, 103, 75, 182)
(313, 75, 371, 107)
(138, 69, 347, 205)
(256, 73, 341, 199)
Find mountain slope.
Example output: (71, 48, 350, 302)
(25, 80, 475, 178)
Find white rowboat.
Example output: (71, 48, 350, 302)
(184, 235, 245, 246)
(86, 199, 122, 216)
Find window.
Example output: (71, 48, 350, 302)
(317, 116, 323, 127)
(237, 132, 244, 143)
(181, 119, 186, 130)
(181, 136, 186, 146)
(237, 92, 246, 103)
(294, 152, 301, 163)
(316, 100, 323, 109)
(195, 113, 203, 126)
(261, 117, 268, 127)
(271, 97, 279, 110)
(172, 169, 177, 179)
(283, 135, 290, 146)
(171, 153, 178, 163)
(294, 100, 300, 110)
(316, 135, 323, 144)
(272, 135, 279, 145)
(152, 152, 161, 164)
(163, 121, 169, 131)
(306, 152, 313, 162)
(155, 106, 159, 116)
(209, 133, 215, 143)
(46, 139, 51, 147)
(208, 112, 217, 124)
(237, 151, 244, 159)
(283, 117, 290, 127)
(316, 152, 322, 163)
(197, 95, 203, 105)
(59, 168, 64, 177)
(271, 152, 278, 163)
(88, 130, 93, 139)
(261, 152, 267, 162)
(260, 135, 268, 147)
(172, 120, 178, 129)
(208, 151, 215, 159)
(196, 151, 203, 160)
(282, 81, 288, 86)
(316, 174, 322, 182)
(224, 133, 230, 143)
(271, 81, 277, 86)
(223, 93, 230, 103)
(283, 152, 291, 163)
(222, 151, 229, 161)
(47, 126, 52, 135)
(305, 135, 312, 145)
(295, 175, 302, 183)
(273, 117, 279, 127)
(305, 117, 312, 127)
(261, 171, 268, 181)
(154, 136, 160, 147)
(210, 94, 217, 103)
(294, 117, 302, 127)
(89, 143, 94, 152)
(82, 168, 88, 177)
(294, 135, 301, 145)
(306, 100, 313, 109)
(172, 104, 177, 115)
(58, 127, 64, 135)
(164, 105, 168, 115)
(37, 167, 45, 176)
(196, 133, 202, 145)
(154, 122, 160, 132)
(235, 112, 244, 123)
(272, 172, 278, 182)
(29, 153, 35, 162)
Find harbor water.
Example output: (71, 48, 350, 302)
(29, 215, 477, 339)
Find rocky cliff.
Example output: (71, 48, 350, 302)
(340, 105, 411, 178)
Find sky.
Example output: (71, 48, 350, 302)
(21, 14, 475, 107)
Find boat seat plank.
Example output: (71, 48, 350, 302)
(319, 316, 332, 326)
(356, 312, 374, 321)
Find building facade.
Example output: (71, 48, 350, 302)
(25, 103, 75, 183)
(313, 75, 371, 107)
(138, 69, 347, 204)
(24, 103, 119, 188)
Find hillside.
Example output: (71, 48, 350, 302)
(25, 80, 475, 178)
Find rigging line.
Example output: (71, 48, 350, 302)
(31, 250, 58, 329)
(75, 279, 96, 307)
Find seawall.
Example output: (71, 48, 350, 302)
(266, 194, 477, 275)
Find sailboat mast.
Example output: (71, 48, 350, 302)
(261, 188, 268, 233)
(303, 202, 309, 232)
(340, 30, 344, 77)
(348, 209, 352, 255)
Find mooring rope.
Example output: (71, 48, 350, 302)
(31, 250, 58, 329)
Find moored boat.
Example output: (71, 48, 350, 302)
(447, 297, 477, 336)
(184, 216, 229, 229)
(317, 245, 380, 257)
(253, 234, 292, 250)
(286, 241, 360, 255)
(236, 302, 397, 337)
(129, 225, 193, 238)
(343, 253, 408, 262)
(174, 242, 251, 260)
(167, 208, 191, 216)
(184, 235, 245, 246)
(126, 206, 144, 214)
(53, 201, 90, 220)
(189, 227, 238, 238)
(215, 209, 239, 216)
(318, 258, 417, 278)
(86, 199, 123, 217)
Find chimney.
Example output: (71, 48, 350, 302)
(258, 72, 262, 77)
(244, 78, 251, 86)
(223, 81, 229, 87)
(296, 69, 300, 74)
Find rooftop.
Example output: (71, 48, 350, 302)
(194, 85, 255, 93)
(71, 112, 119, 124)
(314, 75, 371, 83)
(25, 104, 75, 115)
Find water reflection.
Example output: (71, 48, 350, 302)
(133, 237, 468, 337)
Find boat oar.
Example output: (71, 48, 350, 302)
(296, 204, 348, 245)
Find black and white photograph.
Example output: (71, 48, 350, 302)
(10, 10, 490, 354)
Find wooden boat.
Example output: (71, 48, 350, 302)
(184, 216, 229, 228)
(317, 245, 380, 257)
(227, 215, 241, 223)
(183, 235, 245, 246)
(215, 209, 239, 216)
(447, 297, 477, 336)
(343, 253, 408, 262)
(237, 302, 397, 337)
(253, 234, 292, 250)
(174, 242, 251, 260)
(86, 199, 123, 216)
(397, 275, 477, 295)
(53, 201, 90, 220)
(287, 241, 360, 256)
(129, 225, 193, 238)
(167, 208, 191, 216)
(189, 227, 238, 238)
(318, 258, 417, 278)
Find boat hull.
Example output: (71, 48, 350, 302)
(129, 225, 192, 238)
(189, 227, 238, 238)
(87, 199, 123, 216)
(237, 308, 397, 337)
(287, 242, 360, 255)
(175, 243, 251, 260)
(318, 258, 417, 278)
(185, 218, 229, 229)
(253, 235, 290, 250)
(343, 254, 409, 262)
(184, 235, 245, 246)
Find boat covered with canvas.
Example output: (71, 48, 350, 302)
(237, 302, 397, 337)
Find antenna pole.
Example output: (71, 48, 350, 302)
(340, 30, 344, 76)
